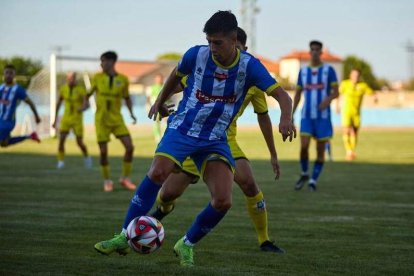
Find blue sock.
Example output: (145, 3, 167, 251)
(122, 175, 161, 230)
(311, 161, 324, 182)
(185, 203, 227, 244)
(300, 159, 309, 175)
(8, 136, 28, 145)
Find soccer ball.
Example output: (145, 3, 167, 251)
(126, 216, 165, 254)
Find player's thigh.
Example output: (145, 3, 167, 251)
(315, 119, 333, 140)
(352, 114, 361, 129)
(148, 155, 178, 183)
(0, 123, 13, 141)
(113, 123, 130, 139)
(300, 118, 315, 137)
(118, 134, 134, 150)
(96, 124, 111, 143)
(160, 171, 193, 201)
(59, 118, 71, 134)
(73, 121, 84, 138)
(204, 160, 233, 204)
(341, 112, 353, 128)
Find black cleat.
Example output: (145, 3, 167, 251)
(294, 175, 309, 191)
(150, 205, 174, 221)
(308, 182, 317, 192)
(260, 241, 285, 254)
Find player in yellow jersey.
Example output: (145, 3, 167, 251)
(337, 69, 377, 160)
(86, 51, 137, 192)
(53, 72, 91, 169)
(150, 27, 285, 253)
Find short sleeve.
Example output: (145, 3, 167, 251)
(247, 59, 278, 94)
(328, 66, 338, 87)
(17, 86, 28, 100)
(176, 46, 200, 77)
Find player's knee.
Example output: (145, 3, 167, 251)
(148, 166, 169, 184)
(126, 144, 134, 155)
(0, 140, 9, 147)
(211, 197, 232, 212)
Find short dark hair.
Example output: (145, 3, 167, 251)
(4, 64, 16, 71)
(100, 51, 118, 61)
(237, 27, 247, 46)
(309, 40, 323, 49)
(203, 10, 238, 35)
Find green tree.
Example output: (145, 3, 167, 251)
(342, 55, 380, 90)
(156, 52, 182, 62)
(0, 56, 43, 88)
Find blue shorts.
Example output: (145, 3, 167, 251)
(155, 128, 235, 176)
(0, 121, 14, 141)
(300, 118, 333, 141)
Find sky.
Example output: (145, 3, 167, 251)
(1, 0, 413, 81)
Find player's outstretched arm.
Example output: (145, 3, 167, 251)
(149, 67, 182, 120)
(268, 86, 296, 142)
(24, 97, 41, 124)
(257, 113, 280, 180)
(292, 87, 302, 117)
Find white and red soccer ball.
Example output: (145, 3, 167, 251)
(126, 216, 165, 254)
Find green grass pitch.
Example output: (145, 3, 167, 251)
(1, 128, 413, 275)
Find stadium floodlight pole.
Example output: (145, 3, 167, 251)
(50, 53, 57, 137)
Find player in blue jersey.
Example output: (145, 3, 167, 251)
(0, 64, 41, 147)
(292, 40, 339, 191)
(94, 11, 296, 267)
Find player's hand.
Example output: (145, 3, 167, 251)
(131, 114, 137, 124)
(271, 155, 280, 180)
(318, 100, 330, 110)
(35, 116, 41, 124)
(158, 103, 175, 118)
(279, 118, 296, 142)
(52, 121, 57, 129)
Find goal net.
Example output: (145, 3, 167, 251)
(16, 54, 178, 138)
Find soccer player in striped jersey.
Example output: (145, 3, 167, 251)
(150, 27, 285, 254)
(52, 72, 91, 169)
(0, 64, 41, 147)
(86, 51, 137, 192)
(94, 11, 295, 266)
(292, 40, 339, 192)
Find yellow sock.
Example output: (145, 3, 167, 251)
(342, 134, 352, 152)
(122, 161, 132, 178)
(57, 151, 64, 161)
(100, 165, 110, 179)
(156, 191, 175, 213)
(245, 191, 269, 245)
(349, 135, 357, 152)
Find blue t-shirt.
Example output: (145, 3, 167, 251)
(297, 64, 338, 120)
(0, 84, 28, 124)
(170, 45, 278, 141)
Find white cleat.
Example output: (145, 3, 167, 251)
(57, 161, 65, 169)
(84, 156, 93, 169)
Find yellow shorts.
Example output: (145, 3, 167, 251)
(342, 112, 361, 128)
(60, 117, 83, 137)
(180, 138, 245, 182)
(95, 122, 130, 143)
